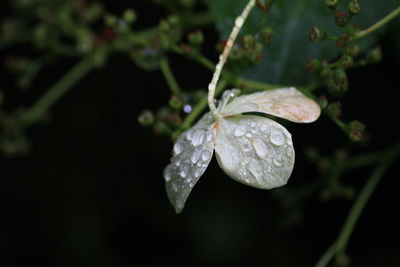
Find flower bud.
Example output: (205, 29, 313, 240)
(327, 68, 348, 96)
(366, 47, 382, 64)
(138, 110, 155, 126)
(257, 0, 275, 11)
(347, 120, 366, 142)
(335, 11, 350, 27)
(188, 30, 204, 45)
(305, 58, 321, 72)
(123, 9, 137, 23)
(169, 95, 183, 110)
(317, 95, 328, 109)
(260, 26, 274, 46)
(348, 0, 360, 15)
(325, 0, 338, 9)
(309, 26, 326, 43)
(242, 34, 255, 50)
(338, 55, 353, 68)
(326, 102, 342, 118)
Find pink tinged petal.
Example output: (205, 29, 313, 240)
(163, 113, 216, 213)
(214, 115, 295, 189)
(221, 87, 321, 123)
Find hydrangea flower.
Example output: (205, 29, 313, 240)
(162, 0, 321, 213)
(163, 88, 320, 213)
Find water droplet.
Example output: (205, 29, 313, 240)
(194, 169, 202, 178)
(186, 130, 194, 141)
(202, 151, 212, 161)
(252, 138, 269, 158)
(206, 131, 214, 141)
(273, 158, 283, 167)
(234, 125, 247, 137)
(270, 129, 285, 146)
(179, 169, 187, 178)
(163, 165, 173, 181)
(246, 133, 253, 138)
(172, 157, 181, 167)
(173, 142, 183, 155)
(243, 143, 252, 152)
(191, 130, 205, 146)
(171, 181, 179, 192)
(261, 125, 268, 132)
(286, 147, 294, 157)
(250, 122, 256, 127)
(191, 149, 201, 163)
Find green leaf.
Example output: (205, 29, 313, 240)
(204, 0, 400, 85)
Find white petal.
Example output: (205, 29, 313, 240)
(214, 115, 295, 189)
(163, 113, 216, 213)
(221, 87, 321, 123)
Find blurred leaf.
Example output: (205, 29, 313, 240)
(204, 0, 400, 85)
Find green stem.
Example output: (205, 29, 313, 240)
(176, 78, 228, 133)
(236, 77, 283, 91)
(315, 143, 400, 267)
(354, 5, 400, 40)
(159, 57, 182, 96)
(19, 54, 97, 128)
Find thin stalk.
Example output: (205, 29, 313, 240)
(160, 57, 182, 96)
(19, 54, 97, 128)
(354, 5, 400, 40)
(207, 0, 256, 119)
(315, 144, 400, 267)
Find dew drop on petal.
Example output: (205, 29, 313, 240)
(206, 131, 214, 141)
(252, 138, 269, 158)
(234, 125, 247, 137)
(286, 147, 294, 157)
(191, 149, 201, 164)
(270, 129, 285, 146)
(173, 142, 183, 155)
(250, 121, 256, 127)
(202, 151, 212, 161)
(191, 130, 205, 146)
(163, 165, 173, 181)
(273, 158, 283, 167)
(186, 130, 194, 141)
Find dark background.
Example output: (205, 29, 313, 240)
(1, 1, 400, 266)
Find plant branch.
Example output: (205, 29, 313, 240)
(160, 57, 182, 96)
(315, 143, 400, 267)
(354, 5, 400, 40)
(18, 54, 98, 128)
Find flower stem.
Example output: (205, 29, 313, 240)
(354, 5, 400, 40)
(315, 143, 400, 267)
(160, 57, 182, 96)
(18, 54, 97, 128)
(177, 78, 228, 133)
(207, 0, 256, 119)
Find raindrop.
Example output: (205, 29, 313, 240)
(286, 147, 294, 157)
(252, 138, 269, 158)
(261, 125, 268, 132)
(186, 130, 194, 141)
(234, 125, 247, 137)
(191, 149, 201, 163)
(246, 133, 253, 138)
(270, 129, 285, 146)
(172, 157, 181, 167)
(273, 158, 283, 167)
(163, 165, 173, 181)
(194, 169, 202, 178)
(243, 143, 252, 152)
(173, 142, 183, 155)
(202, 151, 212, 161)
(179, 169, 187, 178)
(206, 131, 214, 141)
(250, 121, 256, 127)
(191, 130, 205, 146)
